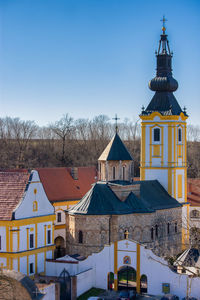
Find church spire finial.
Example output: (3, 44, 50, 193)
(160, 15, 167, 34)
(148, 17, 178, 94)
(112, 114, 120, 133)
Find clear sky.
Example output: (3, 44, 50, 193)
(0, 0, 200, 126)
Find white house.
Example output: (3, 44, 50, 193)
(0, 170, 55, 276)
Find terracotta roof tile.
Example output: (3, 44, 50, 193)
(37, 167, 97, 202)
(0, 171, 30, 220)
(187, 178, 200, 207)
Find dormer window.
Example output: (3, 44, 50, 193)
(153, 128, 160, 142)
(178, 128, 182, 143)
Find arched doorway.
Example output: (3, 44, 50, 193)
(140, 274, 147, 293)
(118, 266, 136, 290)
(54, 236, 65, 258)
(58, 268, 71, 300)
(107, 272, 114, 290)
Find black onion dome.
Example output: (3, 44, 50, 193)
(148, 31, 178, 93)
(142, 20, 187, 117)
(149, 76, 178, 92)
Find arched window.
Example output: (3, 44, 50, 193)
(155, 225, 158, 238)
(113, 166, 116, 180)
(122, 166, 126, 181)
(33, 201, 38, 212)
(175, 222, 177, 233)
(151, 227, 154, 240)
(167, 223, 170, 235)
(178, 128, 182, 142)
(78, 231, 83, 244)
(153, 128, 160, 142)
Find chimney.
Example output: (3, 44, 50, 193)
(71, 167, 78, 180)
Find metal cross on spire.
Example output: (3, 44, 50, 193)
(160, 15, 167, 34)
(112, 114, 120, 133)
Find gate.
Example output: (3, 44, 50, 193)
(58, 268, 71, 300)
(118, 266, 136, 290)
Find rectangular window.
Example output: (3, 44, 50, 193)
(178, 175, 183, 198)
(153, 128, 160, 142)
(47, 230, 51, 244)
(178, 128, 182, 142)
(29, 262, 34, 274)
(29, 233, 34, 249)
(57, 212, 62, 223)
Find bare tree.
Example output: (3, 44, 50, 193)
(50, 114, 74, 165)
(8, 118, 38, 168)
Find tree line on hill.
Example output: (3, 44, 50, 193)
(0, 114, 199, 178)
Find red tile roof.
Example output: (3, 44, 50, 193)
(187, 178, 200, 207)
(37, 167, 97, 202)
(0, 170, 30, 220)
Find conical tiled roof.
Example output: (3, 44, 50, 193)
(98, 133, 133, 161)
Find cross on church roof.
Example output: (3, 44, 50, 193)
(124, 229, 129, 239)
(160, 15, 167, 34)
(112, 114, 120, 133)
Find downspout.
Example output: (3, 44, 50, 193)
(109, 215, 112, 244)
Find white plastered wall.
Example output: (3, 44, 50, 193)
(14, 170, 54, 219)
(145, 169, 168, 191)
(45, 239, 200, 298)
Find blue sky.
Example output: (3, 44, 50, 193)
(0, 0, 200, 126)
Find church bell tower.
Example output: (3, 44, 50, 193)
(140, 18, 188, 204)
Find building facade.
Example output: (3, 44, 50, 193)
(0, 170, 55, 276)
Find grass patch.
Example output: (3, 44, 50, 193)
(77, 287, 105, 300)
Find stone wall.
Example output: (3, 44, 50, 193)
(66, 206, 182, 257)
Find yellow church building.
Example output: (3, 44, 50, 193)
(140, 20, 189, 247)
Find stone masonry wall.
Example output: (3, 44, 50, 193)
(66, 206, 182, 258)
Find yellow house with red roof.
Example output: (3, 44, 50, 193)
(0, 170, 55, 276)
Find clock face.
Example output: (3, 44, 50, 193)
(123, 256, 131, 265)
